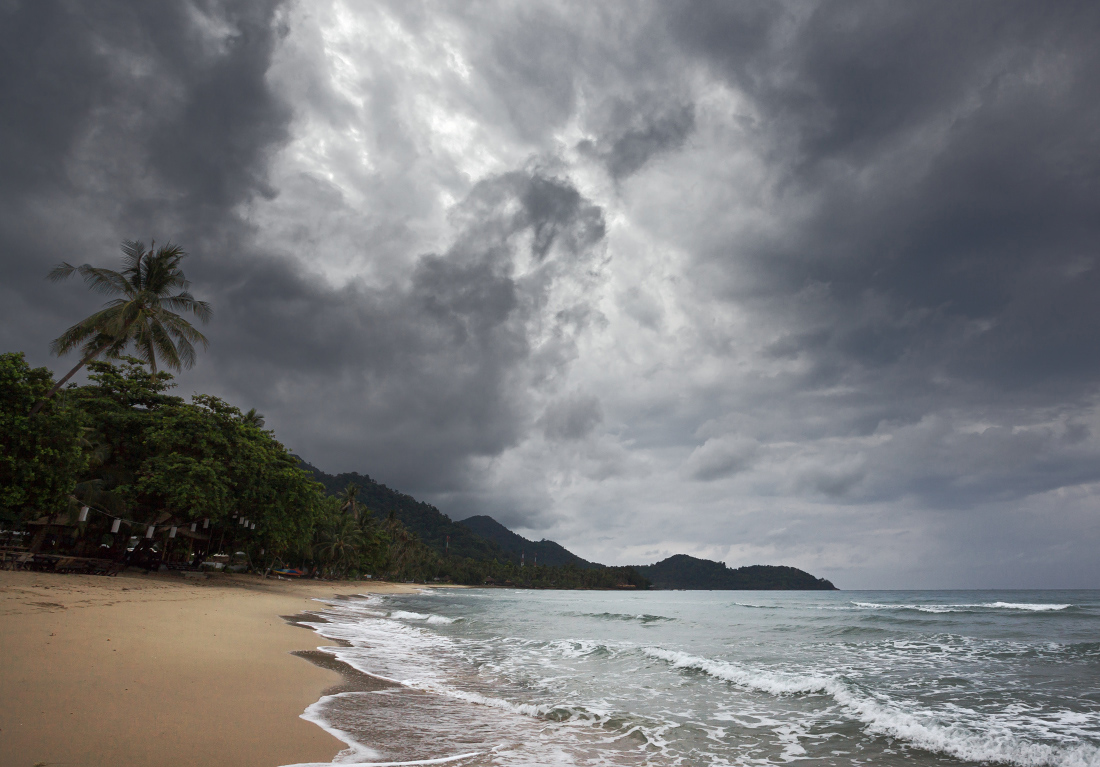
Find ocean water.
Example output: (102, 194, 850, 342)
(285, 589, 1100, 767)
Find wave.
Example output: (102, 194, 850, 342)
(852, 601, 1072, 613)
(568, 611, 675, 623)
(642, 647, 1099, 767)
(985, 602, 1073, 611)
(389, 610, 461, 624)
(402, 679, 555, 718)
(546, 638, 618, 659)
(732, 602, 781, 609)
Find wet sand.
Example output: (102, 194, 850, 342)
(0, 569, 424, 767)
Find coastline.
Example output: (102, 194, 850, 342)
(0, 569, 423, 767)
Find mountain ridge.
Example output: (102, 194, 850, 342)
(297, 459, 836, 589)
(458, 515, 603, 569)
(296, 459, 510, 562)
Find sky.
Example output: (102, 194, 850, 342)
(2, 1, 1099, 589)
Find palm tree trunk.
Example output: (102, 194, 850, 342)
(28, 346, 105, 416)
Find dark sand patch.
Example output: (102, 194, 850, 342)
(292, 649, 398, 695)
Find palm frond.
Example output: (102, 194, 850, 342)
(163, 292, 212, 323)
(44, 238, 211, 384)
(76, 265, 131, 295)
(48, 304, 123, 355)
(120, 240, 146, 273)
(47, 262, 79, 282)
(148, 317, 184, 371)
(170, 329, 196, 369)
(157, 310, 210, 348)
(49, 319, 98, 356)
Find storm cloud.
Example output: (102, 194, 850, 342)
(3, 0, 1099, 587)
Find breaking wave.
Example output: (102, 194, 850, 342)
(852, 601, 1073, 613)
(642, 647, 1099, 767)
(389, 610, 461, 624)
(568, 611, 675, 623)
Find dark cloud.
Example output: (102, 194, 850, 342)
(539, 394, 603, 441)
(3, 0, 1099, 586)
(580, 98, 696, 180)
(0, 0, 291, 358)
(672, 0, 1100, 390)
(684, 436, 759, 482)
(204, 168, 607, 492)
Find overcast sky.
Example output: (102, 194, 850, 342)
(3, 1, 1099, 588)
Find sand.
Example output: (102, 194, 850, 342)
(0, 569, 424, 767)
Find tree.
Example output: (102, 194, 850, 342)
(0, 353, 87, 526)
(336, 482, 363, 521)
(314, 509, 366, 577)
(30, 240, 211, 415)
(242, 408, 265, 428)
(63, 360, 326, 563)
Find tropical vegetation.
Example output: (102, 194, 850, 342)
(30, 240, 210, 415)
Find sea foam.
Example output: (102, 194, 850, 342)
(852, 601, 1072, 613)
(642, 647, 1099, 767)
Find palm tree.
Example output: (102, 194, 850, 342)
(30, 240, 211, 415)
(242, 408, 265, 428)
(314, 512, 365, 578)
(336, 482, 363, 521)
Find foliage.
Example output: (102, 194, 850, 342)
(31, 240, 211, 414)
(335, 482, 364, 520)
(299, 463, 514, 562)
(0, 353, 86, 526)
(48, 240, 211, 373)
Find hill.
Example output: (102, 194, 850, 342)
(458, 515, 602, 569)
(296, 459, 510, 562)
(635, 554, 837, 590)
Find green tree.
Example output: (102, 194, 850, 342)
(65, 360, 326, 564)
(242, 408, 265, 428)
(31, 240, 211, 415)
(336, 482, 364, 520)
(0, 353, 87, 526)
(314, 508, 366, 577)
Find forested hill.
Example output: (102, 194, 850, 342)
(296, 459, 509, 562)
(459, 515, 602, 569)
(636, 555, 838, 590)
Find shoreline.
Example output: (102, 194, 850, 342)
(0, 569, 426, 767)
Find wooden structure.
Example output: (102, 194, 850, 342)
(7, 509, 214, 574)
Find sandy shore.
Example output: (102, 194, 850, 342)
(0, 569, 424, 767)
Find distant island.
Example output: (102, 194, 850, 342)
(460, 515, 837, 590)
(634, 554, 837, 590)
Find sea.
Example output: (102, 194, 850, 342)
(284, 588, 1100, 767)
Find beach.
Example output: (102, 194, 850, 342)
(0, 569, 420, 767)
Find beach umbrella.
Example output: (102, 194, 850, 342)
(110, 519, 121, 533)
